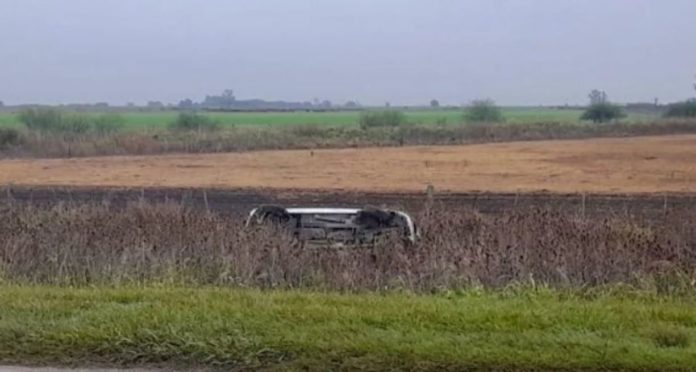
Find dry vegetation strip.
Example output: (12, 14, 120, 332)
(2, 135, 696, 193)
(2, 202, 695, 289)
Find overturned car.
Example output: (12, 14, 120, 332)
(245, 206, 417, 246)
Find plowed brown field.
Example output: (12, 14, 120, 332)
(2, 135, 696, 193)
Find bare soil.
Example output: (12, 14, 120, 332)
(5, 186, 696, 225)
(1, 135, 696, 194)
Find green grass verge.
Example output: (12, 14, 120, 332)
(0, 108, 657, 130)
(0, 285, 694, 370)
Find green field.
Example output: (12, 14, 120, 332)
(0, 108, 657, 130)
(1, 285, 694, 370)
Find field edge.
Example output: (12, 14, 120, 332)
(1, 285, 695, 370)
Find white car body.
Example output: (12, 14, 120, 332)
(246, 206, 417, 245)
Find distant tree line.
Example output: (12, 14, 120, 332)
(665, 99, 696, 118)
(177, 89, 361, 111)
(4, 74, 696, 119)
(663, 75, 696, 118)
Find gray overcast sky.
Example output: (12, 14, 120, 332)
(1, 0, 695, 106)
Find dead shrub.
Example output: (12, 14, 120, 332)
(0, 201, 695, 291)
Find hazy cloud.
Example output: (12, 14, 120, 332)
(1, 0, 695, 105)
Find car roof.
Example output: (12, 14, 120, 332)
(285, 208, 361, 214)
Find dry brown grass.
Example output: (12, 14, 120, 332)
(1, 200, 694, 291)
(1, 135, 696, 193)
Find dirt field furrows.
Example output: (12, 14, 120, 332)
(4, 186, 695, 222)
(2, 135, 696, 194)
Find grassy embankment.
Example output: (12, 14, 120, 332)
(0, 108, 656, 130)
(1, 285, 694, 370)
